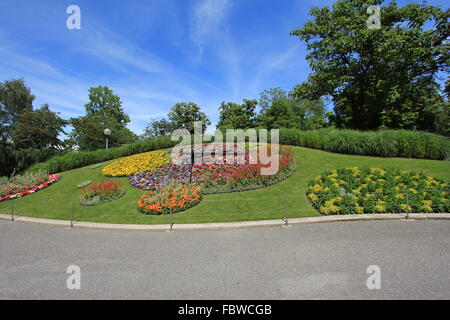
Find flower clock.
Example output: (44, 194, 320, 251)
(101, 145, 295, 215)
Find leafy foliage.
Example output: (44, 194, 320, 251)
(217, 99, 258, 130)
(69, 86, 136, 151)
(291, 0, 449, 132)
(0, 79, 65, 177)
(257, 88, 328, 130)
(142, 118, 175, 139)
(12, 104, 67, 149)
(168, 102, 211, 133)
(70, 114, 137, 151)
(84, 86, 130, 126)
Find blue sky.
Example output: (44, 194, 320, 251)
(0, 0, 447, 134)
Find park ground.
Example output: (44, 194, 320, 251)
(0, 146, 449, 224)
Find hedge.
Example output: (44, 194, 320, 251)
(29, 136, 177, 174)
(30, 129, 449, 174)
(278, 128, 450, 160)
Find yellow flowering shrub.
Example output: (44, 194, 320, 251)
(307, 167, 449, 215)
(102, 151, 170, 177)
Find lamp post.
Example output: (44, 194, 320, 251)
(104, 128, 111, 150)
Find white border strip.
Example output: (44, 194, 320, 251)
(1, 213, 449, 231)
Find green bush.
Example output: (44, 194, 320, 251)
(279, 128, 449, 160)
(29, 136, 177, 174)
(306, 167, 449, 214)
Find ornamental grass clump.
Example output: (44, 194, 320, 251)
(137, 183, 202, 215)
(80, 180, 125, 206)
(307, 167, 449, 215)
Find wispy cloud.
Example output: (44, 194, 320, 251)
(0, 0, 313, 134)
(76, 20, 169, 74)
(190, 0, 232, 57)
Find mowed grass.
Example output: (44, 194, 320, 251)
(0, 146, 449, 224)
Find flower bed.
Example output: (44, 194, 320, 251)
(80, 180, 125, 206)
(307, 167, 449, 214)
(0, 173, 60, 202)
(102, 150, 170, 177)
(129, 146, 295, 194)
(137, 183, 202, 215)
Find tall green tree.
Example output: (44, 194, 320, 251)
(70, 115, 137, 151)
(12, 104, 67, 149)
(70, 86, 136, 151)
(168, 102, 211, 133)
(257, 88, 327, 130)
(217, 99, 257, 130)
(0, 79, 64, 177)
(0, 79, 34, 143)
(84, 86, 130, 127)
(290, 0, 449, 132)
(142, 118, 175, 139)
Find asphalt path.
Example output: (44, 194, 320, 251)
(0, 219, 448, 299)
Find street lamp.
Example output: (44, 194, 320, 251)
(104, 128, 111, 150)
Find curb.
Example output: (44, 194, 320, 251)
(1, 213, 450, 231)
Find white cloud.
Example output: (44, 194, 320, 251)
(190, 0, 232, 55)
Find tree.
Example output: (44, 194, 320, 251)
(0, 79, 34, 143)
(142, 118, 175, 139)
(12, 104, 67, 149)
(257, 88, 327, 130)
(70, 115, 137, 151)
(84, 86, 130, 127)
(217, 99, 257, 130)
(0, 79, 63, 177)
(168, 102, 211, 133)
(70, 86, 136, 151)
(290, 0, 449, 132)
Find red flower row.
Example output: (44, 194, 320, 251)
(0, 174, 61, 202)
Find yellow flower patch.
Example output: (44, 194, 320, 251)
(102, 151, 170, 177)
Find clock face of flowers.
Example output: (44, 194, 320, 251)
(99, 145, 295, 215)
(128, 146, 295, 193)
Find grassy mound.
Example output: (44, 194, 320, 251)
(1, 146, 449, 224)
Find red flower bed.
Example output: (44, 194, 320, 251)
(80, 180, 125, 206)
(0, 174, 60, 202)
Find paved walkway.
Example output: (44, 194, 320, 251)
(0, 219, 448, 299)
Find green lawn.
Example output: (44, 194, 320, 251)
(1, 146, 449, 224)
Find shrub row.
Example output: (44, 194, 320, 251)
(29, 136, 177, 174)
(279, 128, 450, 160)
(29, 128, 449, 174)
